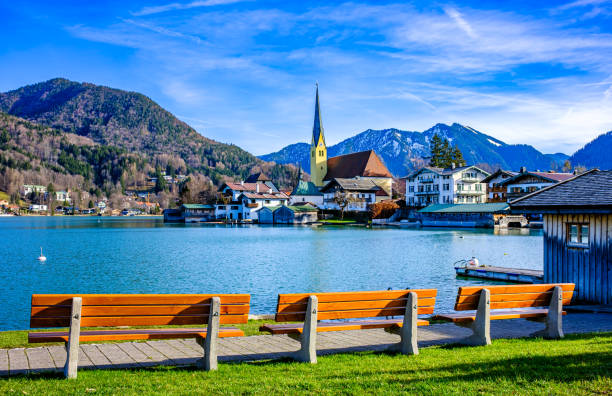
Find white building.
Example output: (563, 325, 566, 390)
(23, 185, 46, 195)
(403, 165, 490, 207)
(481, 169, 517, 203)
(319, 178, 385, 212)
(29, 204, 47, 212)
(214, 175, 289, 221)
(54, 191, 71, 203)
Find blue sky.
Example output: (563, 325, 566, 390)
(1, 1, 611, 155)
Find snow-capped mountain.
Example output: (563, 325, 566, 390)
(260, 123, 568, 176)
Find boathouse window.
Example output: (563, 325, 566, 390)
(567, 223, 589, 248)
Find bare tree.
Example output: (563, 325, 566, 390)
(332, 190, 358, 220)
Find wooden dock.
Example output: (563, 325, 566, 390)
(455, 265, 543, 283)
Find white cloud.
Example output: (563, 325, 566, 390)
(444, 7, 478, 39)
(132, 0, 246, 16)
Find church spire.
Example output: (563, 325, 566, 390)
(310, 83, 327, 187)
(312, 83, 325, 146)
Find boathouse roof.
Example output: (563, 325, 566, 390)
(509, 169, 612, 213)
(181, 204, 214, 209)
(418, 203, 509, 213)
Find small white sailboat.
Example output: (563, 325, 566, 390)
(37, 247, 47, 262)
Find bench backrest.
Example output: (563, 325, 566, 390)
(454, 284, 574, 311)
(274, 289, 437, 322)
(30, 294, 250, 328)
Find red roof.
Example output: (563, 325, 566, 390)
(225, 182, 272, 192)
(531, 172, 574, 182)
(324, 150, 392, 180)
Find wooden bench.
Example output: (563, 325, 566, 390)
(436, 284, 574, 346)
(260, 289, 437, 363)
(29, 293, 250, 378)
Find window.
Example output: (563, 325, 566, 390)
(443, 183, 450, 191)
(568, 224, 589, 247)
(230, 205, 239, 210)
(409, 186, 414, 192)
(475, 184, 482, 191)
(265, 200, 271, 204)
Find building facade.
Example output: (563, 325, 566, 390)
(403, 165, 490, 207)
(319, 178, 384, 212)
(214, 177, 288, 221)
(481, 169, 517, 203)
(510, 169, 612, 304)
(501, 169, 573, 201)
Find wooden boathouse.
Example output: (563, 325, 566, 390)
(510, 169, 612, 304)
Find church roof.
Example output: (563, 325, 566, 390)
(324, 150, 392, 180)
(312, 85, 325, 145)
(291, 180, 323, 196)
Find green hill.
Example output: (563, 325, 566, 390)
(0, 78, 295, 185)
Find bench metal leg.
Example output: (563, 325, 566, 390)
(457, 289, 491, 346)
(198, 296, 220, 371)
(295, 295, 318, 363)
(531, 286, 564, 339)
(64, 297, 82, 379)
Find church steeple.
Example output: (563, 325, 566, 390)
(310, 83, 327, 187)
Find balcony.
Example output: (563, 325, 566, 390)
(419, 178, 435, 183)
(456, 190, 485, 196)
(245, 203, 259, 208)
(489, 186, 506, 193)
(461, 177, 480, 183)
(415, 190, 439, 195)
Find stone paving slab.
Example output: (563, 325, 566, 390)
(1, 312, 611, 377)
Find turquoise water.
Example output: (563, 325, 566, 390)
(0, 217, 543, 331)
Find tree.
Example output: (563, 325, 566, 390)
(332, 190, 357, 220)
(47, 183, 55, 216)
(154, 168, 167, 193)
(369, 200, 400, 219)
(451, 145, 466, 167)
(429, 134, 444, 167)
(88, 200, 94, 208)
(562, 160, 572, 172)
(429, 133, 466, 168)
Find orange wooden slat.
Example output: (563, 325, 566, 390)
(437, 309, 566, 323)
(28, 328, 244, 343)
(455, 291, 574, 305)
(31, 294, 250, 306)
(277, 289, 437, 305)
(276, 306, 434, 322)
(30, 313, 248, 328)
(277, 297, 436, 314)
(456, 284, 574, 297)
(31, 304, 249, 318)
(260, 319, 429, 335)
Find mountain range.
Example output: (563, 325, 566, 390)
(568, 131, 612, 170)
(260, 123, 571, 176)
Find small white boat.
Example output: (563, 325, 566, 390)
(38, 247, 47, 262)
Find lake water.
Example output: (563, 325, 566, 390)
(0, 217, 543, 331)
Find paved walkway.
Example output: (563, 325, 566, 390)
(1, 312, 611, 377)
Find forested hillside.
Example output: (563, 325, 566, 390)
(0, 78, 295, 187)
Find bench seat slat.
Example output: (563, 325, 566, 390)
(437, 308, 567, 323)
(456, 291, 574, 305)
(277, 298, 436, 314)
(277, 289, 437, 305)
(260, 319, 429, 335)
(276, 306, 434, 322)
(456, 284, 574, 297)
(31, 304, 249, 317)
(28, 327, 244, 343)
(32, 294, 250, 306)
(31, 314, 249, 328)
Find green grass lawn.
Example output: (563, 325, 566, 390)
(319, 219, 358, 224)
(1, 332, 610, 395)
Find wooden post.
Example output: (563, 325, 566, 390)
(459, 288, 491, 346)
(64, 297, 82, 379)
(296, 295, 318, 363)
(399, 292, 418, 355)
(198, 296, 220, 371)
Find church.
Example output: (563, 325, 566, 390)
(292, 85, 393, 210)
